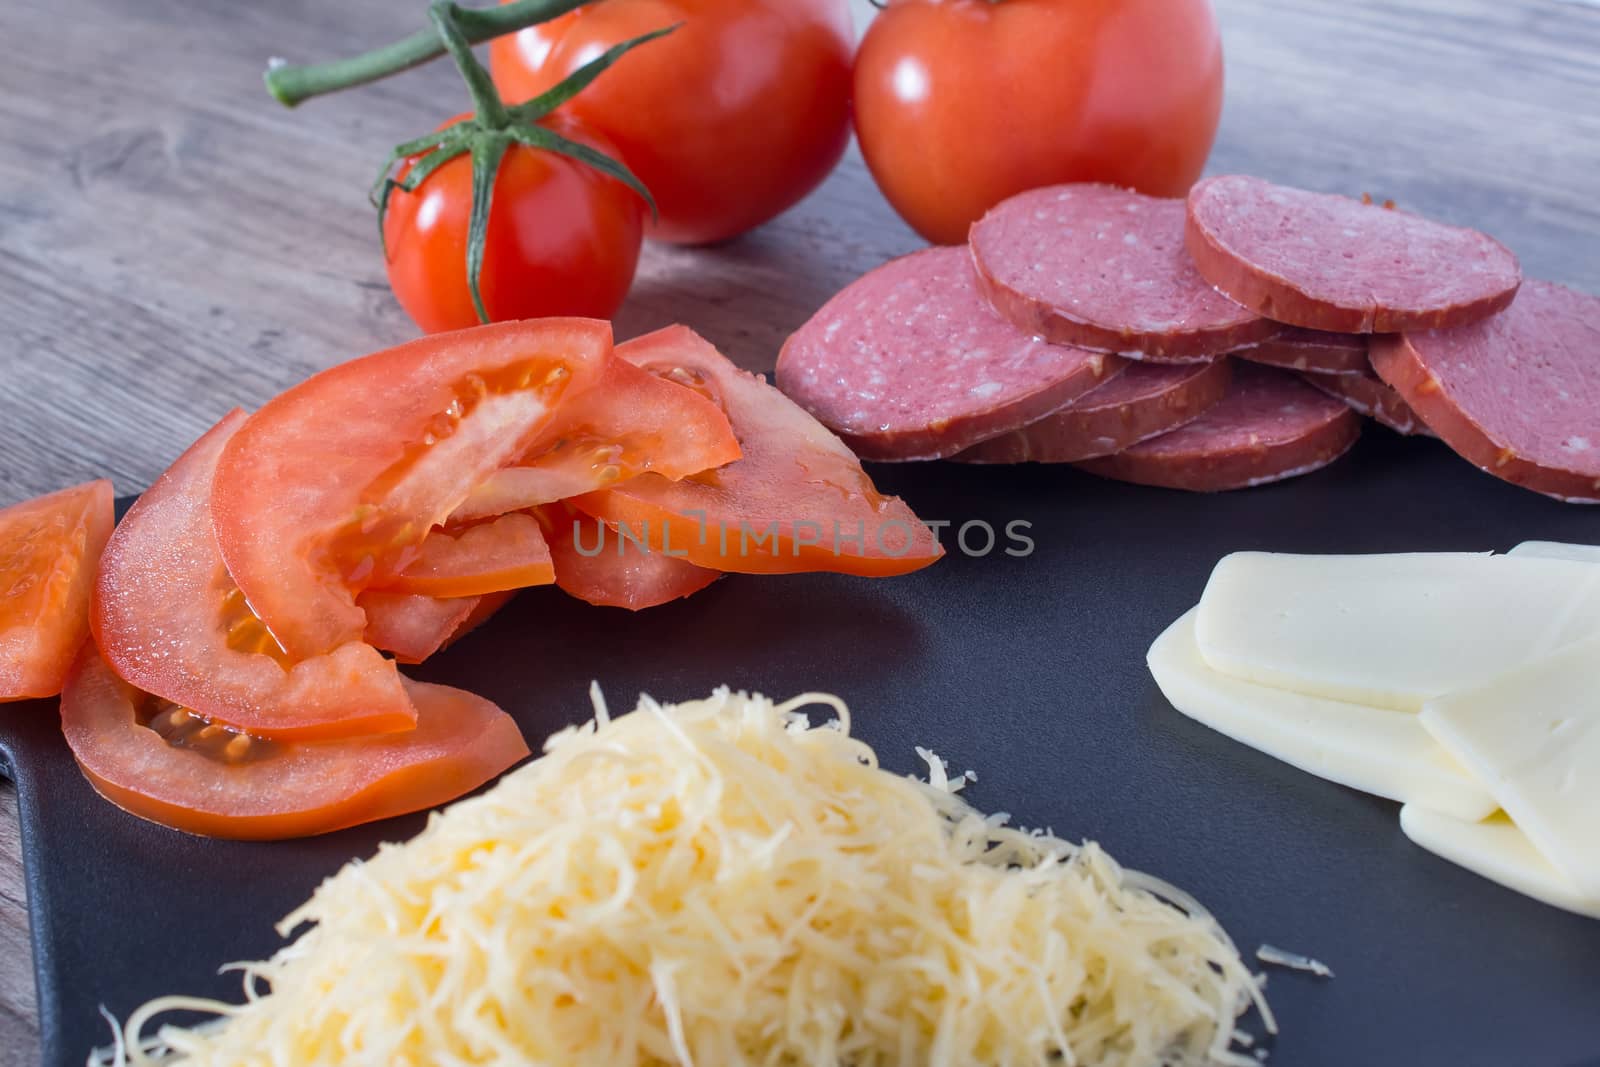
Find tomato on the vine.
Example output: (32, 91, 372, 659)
(854, 0, 1225, 245)
(490, 0, 855, 245)
(382, 112, 645, 334)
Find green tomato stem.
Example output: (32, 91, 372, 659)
(264, 0, 593, 108)
(429, 2, 512, 129)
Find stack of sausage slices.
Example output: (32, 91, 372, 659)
(779, 176, 1599, 502)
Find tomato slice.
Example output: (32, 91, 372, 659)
(449, 354, 741, 523)
(360, 590, 479, 665)
(211, 318, 613, 659)
(0, 479, 114, 701)
(444, 589, 517, 648)
(541, 503, 719, 610)
(61, 645, 529, 840)
(574, 326, 944, 576)
(94, 411, 416, 741)
(380, 511, 555, 598)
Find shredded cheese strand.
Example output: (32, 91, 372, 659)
(94, 688, 1270, 1066)
(1255, 945, 1334, 979)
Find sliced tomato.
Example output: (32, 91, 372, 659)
(61, 645, 529, 840)
(443, 589, 517, 649)
(94, 411, 416, 741)
(381, 511, 554, 598)
(573, 326, 944, 576)
(541, 503, 720, 610)
(211, 319, 613, 660)
(360, 590, 479, 665)
(0, 479, 114, 701)
(449, 354, 741, 523)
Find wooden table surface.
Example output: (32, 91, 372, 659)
(2, 0, 1598, 1059)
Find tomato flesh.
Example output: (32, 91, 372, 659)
(61, 645, 529, 840)
(450, 354, 741, 523)
(541, 503, 719, 610)
(574, 326, 944, 576)
(94, 411, 417, 741)
(854, 0, 1225, 244)
(211, 319, 612, 660)
(443, 589, 517, 649)
(0, 479, 114, 701)
(360, 590, 479, 665)
(382, 511, 555, 599)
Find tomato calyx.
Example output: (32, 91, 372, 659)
(367, 4, 667, 325)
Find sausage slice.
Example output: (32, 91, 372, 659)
(957, 359, 1232, 464)
(1301, 367, 1431, 437)
(1370, 280, 1600, 502)
(969, 184, 1280, 362)
(1186, 175, 1521, 333)
(1075, 363, 1360, 491)
(777, 246, 1123, 461)
(1238, 328, 1370, 374)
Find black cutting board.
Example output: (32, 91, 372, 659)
(4, 432, 1600, 1067)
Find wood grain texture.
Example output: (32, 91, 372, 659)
(0, 786, 35, 1067)
(1, 0, 1597, 1058)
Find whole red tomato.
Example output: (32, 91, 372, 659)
(490, 0, 854, 246)
(382, 113, 645, 333)
(855, 0, 1225, 246)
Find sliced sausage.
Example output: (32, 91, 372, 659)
(1185, 175, 1521, 333)
(956, 358, 1232, 464)
(1075, 362, 1360, 491)
(1237, 328, 1369, 374)
(1301, 367, 1431, 437)
(1370, 280, 1600, 502)
(969, 184, 1281, 362)
(776, 246, 1124, 461)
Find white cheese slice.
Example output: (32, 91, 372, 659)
(1148, 610, 1495, 821)
(1400, 806, 1600, 920)
(1420, 631, 1600, 898)
(1194, 551, 1600, 711)
(1508, 540, 1600, 563)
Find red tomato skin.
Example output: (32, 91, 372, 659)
(490, 0, 854, 245)
(854, 0, 1225, 245)
(383, 113, 644, 334)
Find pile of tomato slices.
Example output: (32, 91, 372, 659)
(0, 319, 941, 840)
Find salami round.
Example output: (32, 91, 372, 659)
(956, 359, 1232, 464)
(1186, 175, 1521, 333)
(1302, 368, 1430, 437)
(776, 246, 1123, 461)
(1075, 362, 1360, 491)
(1369, 280, 1600, 502)
(1237, 328, 1369, 374)
(969, 185, 1280, 362)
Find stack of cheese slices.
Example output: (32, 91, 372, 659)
(1149, 543, 1600, 918)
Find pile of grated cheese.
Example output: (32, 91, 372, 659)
(100, 688, 1272, 1067)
